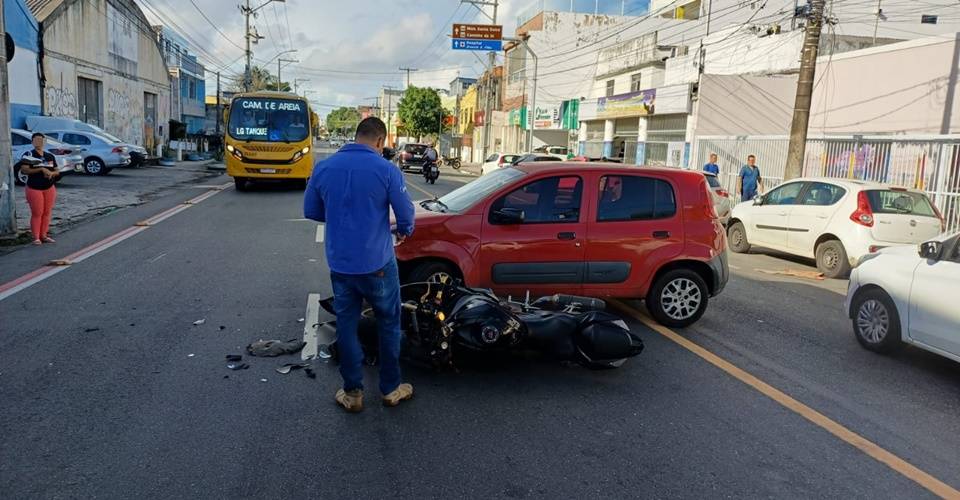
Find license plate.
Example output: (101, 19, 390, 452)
(413, 155, 422, 159)
(261, 168, 276, 174)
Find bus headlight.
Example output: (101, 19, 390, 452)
(301, 146, 310, 155)
(226, 144, 243, 160)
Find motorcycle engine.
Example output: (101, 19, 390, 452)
(447, 295, 522, 352)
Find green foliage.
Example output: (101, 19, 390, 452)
(229, 66, 291, 92)
(397, 86, 450, 140)
(326, 107, 362, 136)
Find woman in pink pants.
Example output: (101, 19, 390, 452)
(17, 133, 59, 245)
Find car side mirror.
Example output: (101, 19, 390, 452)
(753, 196, 764, 206)
(919, 241, 943, 260)
(492, 207, 525, 224)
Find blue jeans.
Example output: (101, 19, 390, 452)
(330, 258, 402, 395)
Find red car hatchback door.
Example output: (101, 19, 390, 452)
(582, 172, 685, 298)
(478, 174, 587, 297)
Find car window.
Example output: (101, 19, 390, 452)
(490, 175, 582, 224)
(403, 144, 426, 154)
(502, 155, 519, 164)
(798, 182, 846, 206)
(598, 175, 676, 222)
(705, 175, 721, 189)
(11, 133, 30, 146)
(63, 133, 92, 145)
(763, 182, 805, 206)
(436, 167, 526, 213)
(485, 154, 498, 162)
(44, 133, 60, 140)
(865, 190, 937, 217)
(534, 156, 562, 162)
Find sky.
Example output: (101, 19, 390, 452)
(139, 0, 649, 119)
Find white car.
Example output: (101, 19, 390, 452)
(727, 178, 944, 278)
(11, 129, 85, 185)
(844, 232, 960, 361)
(704, 172, 732, 225)
(480, 153, 521, 176)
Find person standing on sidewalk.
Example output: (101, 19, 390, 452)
(703, 153, 720, 175)
(16, 133, 59, 246)
(738, 154, 764, 201)
(304, 117, 416, 413)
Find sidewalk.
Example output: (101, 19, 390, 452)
(10, 159, 223, 239)
(459, 162, 481, 176)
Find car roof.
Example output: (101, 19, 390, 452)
(514, 162, 712, 180)
(788, 176, 925, 192)
(42, 129, 111, 140)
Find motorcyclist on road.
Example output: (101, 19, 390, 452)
(423, 142, 439, 183)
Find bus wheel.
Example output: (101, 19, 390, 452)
(234, 177, 248, 191)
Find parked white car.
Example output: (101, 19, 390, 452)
(11, 129, 84, 185)
(480, 152, 521, 176)
(844, 232, 960, 362)
(41, 130, 131, 175)
(727, 178, 944, 278)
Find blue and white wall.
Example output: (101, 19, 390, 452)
(5, 0, 41, 129)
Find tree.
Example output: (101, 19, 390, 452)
(326, 107, 361, 136)
(397, 86, 449, 140)
(229, 66, 291, 92)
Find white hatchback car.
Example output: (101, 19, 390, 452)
(727, 178, 944, 278)
(845, 232, 960, 361)
(480, 153, 521, 176)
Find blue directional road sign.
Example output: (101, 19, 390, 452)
(452, 39, 502, 51)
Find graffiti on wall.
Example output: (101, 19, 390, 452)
(106, 86, 143, 144)
(45, 86, 78, 118)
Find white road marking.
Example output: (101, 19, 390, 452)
(148, 252, 167, 263)
(301, 293, 321, 360)
(315, 224, 324, 243)
(0, 267, 70, 302)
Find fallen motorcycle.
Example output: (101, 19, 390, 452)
(319, 280, 643, 370)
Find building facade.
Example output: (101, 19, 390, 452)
(6, 0, 42, 129)
(156, 27, 205, 135)
(27, 0, 172, 149)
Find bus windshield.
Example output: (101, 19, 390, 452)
(228, 97, 309, 143)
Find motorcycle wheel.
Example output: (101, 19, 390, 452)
(430, 178, 436, 184)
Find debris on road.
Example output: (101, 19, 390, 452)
(275, 362, 310, 374)
(260, 378, 268, 383)
(193, 319, 206, 326)
(225, 354, 242, 362)
(188, 353, 195, 357)
(84, 327, 100, 333)
(226, 362, 249, 370)
(304, 367, 316, 379)
(246, 339, 306, 357)
(756, 269, 825, 280)
(297, 318, 305, 323)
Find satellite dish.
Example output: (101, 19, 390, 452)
(5, 33, 14, 62)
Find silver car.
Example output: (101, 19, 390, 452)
(11, 128, 85, 185)
(41, 130, 131, 175)
(704, 172, 732, 225)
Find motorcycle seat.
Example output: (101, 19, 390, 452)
(518, 311, 578, 358)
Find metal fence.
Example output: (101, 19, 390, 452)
(690, 135, 960, 234)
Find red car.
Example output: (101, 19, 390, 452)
(395, 163, 729, 327)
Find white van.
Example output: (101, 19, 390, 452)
(26, 116, 148, 166)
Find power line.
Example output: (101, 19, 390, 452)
(186, 0, 244, 51)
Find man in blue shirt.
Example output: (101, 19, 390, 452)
(304, 117, 415, 413)
(738, 154, 763, 201)
(703, 153, 720, 175)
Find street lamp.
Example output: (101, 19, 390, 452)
(294, 78, 310, 95)
(277, 57, 299, 91)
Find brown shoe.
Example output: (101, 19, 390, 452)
(335, 389, 363, 413)
(382, 383, 414, 407)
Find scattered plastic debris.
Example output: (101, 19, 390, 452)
(219, 325, 226, 330)
(317, 344, 333, 360)
(188, 353, 195, 357)
(193, 319, 206, 326)
(84, 327, 100, 333)
(276, 362, 310, 374)
(226, 362, 249, 370)
(297, 318, 305, 323)
(246, 339, 306, 357)
(225, 354, 242, 362)
(260, 378, 268, 383)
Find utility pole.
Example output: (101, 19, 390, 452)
(522, 37, 538, 153)
(784, 0, 826, 180)
(465, 0, 498, 160)
(240, 0, 283, 91)
(398, 67, 418, 89)
(0, 2, 17, 236)
(383, 85, 395, 146)
(277, 57, 297, 91)
(872, 0, 882, 45)
(215, 71, 222, 137)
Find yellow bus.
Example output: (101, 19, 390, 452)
(223, 91, 318, 191)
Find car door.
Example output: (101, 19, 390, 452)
(747, 181, 806, 249)
(10, 132, 31, 159)
(909, 235, 960, 356)
(583, 172, 683, 297)
(479, 174, 586, 296)
(788, 181, 847, 257)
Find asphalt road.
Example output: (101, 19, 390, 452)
(1, 154, 958, 499)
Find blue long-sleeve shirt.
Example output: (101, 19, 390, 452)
(304, 143, 415, 275)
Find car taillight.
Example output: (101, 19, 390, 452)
(111, 146, 124, 153)
(717, 188, 730, 198)
(850, 191, 875, 227)
(931, 203, 946, 232)
(51, 148, 72, 155)
(703, 182, 719, 219)
(498, 157, 505, 165)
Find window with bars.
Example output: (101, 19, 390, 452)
(631, 73, 642, 92)
(606, 80, 615, 97)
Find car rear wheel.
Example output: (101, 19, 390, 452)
(84, 158, 108, 175)
(727, 222, 750, 253)
(646, 269, 709, 328)
(816, 240, 851, 279)
(852, 288, 901, 353)
(14, 165, 27, 186)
